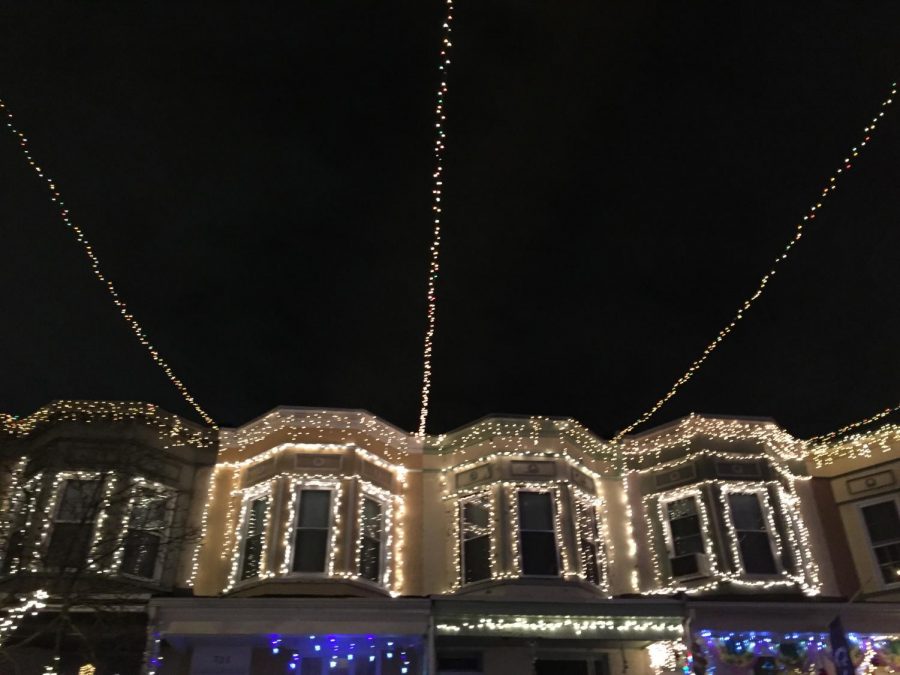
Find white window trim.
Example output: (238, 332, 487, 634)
(226, 480, 276, 589)
(356, 482, 393, 588)
(856, 492, 900, 590)
(282, 479, 341, 578)
(513, 487, 564, 578)
(654, 487, 720, 583)
(719, 483, 785, 578)
(458, 490, 494, 586)
(114, 479, 177, 582)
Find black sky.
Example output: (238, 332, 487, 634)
(0, 1, 898, 438)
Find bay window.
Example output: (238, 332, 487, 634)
(292, 488, 332, 573)
(517, 490, 559, 576)
(359, 495, 385, 583)
(120, 488, 170, 580)
(726, 492, 778, 575)
(459, 493, 491, 584)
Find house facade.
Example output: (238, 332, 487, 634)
(1, 401, 899, 674)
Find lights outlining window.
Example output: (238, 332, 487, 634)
(726, 493, 778, 575)
(120, 488, 170, 580)
(517, 491, 559, 577)
(575, 498, 606, 587)
(665, 497, 705, 557)
(292, 489, 332, 574)
(460, 493, 491, 584)
(860, 498, 900, 585)
(239, 496, 269, 581)
(46, 479, 103, 570)
(359, 496, 385, 583)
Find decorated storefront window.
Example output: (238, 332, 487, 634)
(692, 630, 900, 674)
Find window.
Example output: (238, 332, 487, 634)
(239, 496, 268, 580)
(1, 488, 34, 576)
(46, 479, 103, 569)
(727, 492, 778, 574)
(517, 491, 558, 576)
(576, 499, 605, 586)
(460, 494, 491, 584)
(120, 489, 169, 580)
(292, 489, 332, 573)
(861, 498, 900, 584)
(359, 496, 384, 583)
(665, 497, 704, 557)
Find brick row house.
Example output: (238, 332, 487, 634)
(1, 401, 899, 674)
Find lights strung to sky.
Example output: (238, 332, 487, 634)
(0, 100, 216, 428)
(807, 400, 900, 444)
(417, 0, 455, 437)
(612, 82, 898, 444)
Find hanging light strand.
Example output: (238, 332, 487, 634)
(0, 99, 216, 428)
(612, 81, 897, 443)
(417, 0, 455, 436)
(808, 400, 900, 444)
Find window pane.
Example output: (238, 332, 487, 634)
(464, 501, 489, 530)
(519, 492, 553, 531)
(57, 480, 102, 521)
(862, 501, 900, 545)
(463, 536, 490, 583)
(673, 533, 704, 556)
(131, 494, 168, 530)
(298, 490, 331, 528)
(293, 530, 328, 572)
(46, 522, 92, 569)
(669, 513, 701, 540)
(874, 543, 900, 583)
(362, 498, 383, 540)
(360, 536, 381, 582)
(729, 494, 766, 531)
(121, 530, 161, 578)
(738, 531, 778, 574)
(246, 499, 267, 540)
(666, 498, 697, 521)
(582, 540, 599, 585)
(521, 531, 558, 576)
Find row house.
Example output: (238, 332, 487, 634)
(1, 401, 899, 674)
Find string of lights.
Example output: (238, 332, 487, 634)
(807, 400, 900, 444)
(613, 81, 897, 443)
(417, 0, 455, 436)
(0, 100, 216, 428)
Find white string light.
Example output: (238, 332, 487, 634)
(0, 100, 216, 428)
(417, 0, 455, 436)
(808, 401, 900, 444)
(613, 82, 897, 443)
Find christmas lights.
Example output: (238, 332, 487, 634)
(614, 82, 897, 442)
(435, 615, 682, 639)
(417, 0, 455, 436)
(809, 401, 900, 444)
(0, 102, 215, 426)
(0, 589, 47, 647)
(809, 422, 900, 468)
(647, 640, 683, 675)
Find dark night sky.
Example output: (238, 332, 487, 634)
(0, 2, 898, 438)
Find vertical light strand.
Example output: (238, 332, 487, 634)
(613, 82, 897, 443)
(417, 0, 455, 436)
(0, 100, 216, 428)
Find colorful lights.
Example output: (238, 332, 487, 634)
(417, 0, 455, 437)
(613, 82, 898, 442)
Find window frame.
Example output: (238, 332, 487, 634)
(857, 493, 900, 590)
(655, 487, 719, 583)
(458, 491, 494, 586)
(228, 481, 275, 587)
(116, 480, 176, 582)
(574, 492, 608, 591)
(514, 488, 563, 578)
(720, 484, 784, 577)
(356, 483, 392, 587)
(283, 480, 340, 577)
(41, 472, 108, 572)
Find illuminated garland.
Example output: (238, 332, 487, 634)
(809, 423, 900, 468)
(436, 615, 682, 638)
(613, 82, 897, 442)
(808, 401, 900, 444)
(0, 589, 48, 647)
(417, 0, 455, 436)
(0, 101, 215, 427)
